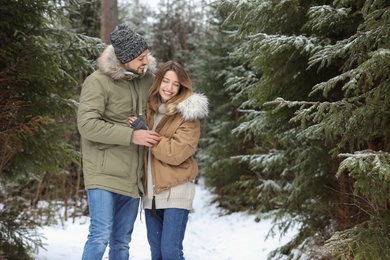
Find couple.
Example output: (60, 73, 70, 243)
(77, 25, 209, 260)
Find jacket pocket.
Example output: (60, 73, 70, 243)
(97, 143, 118, 150)
(98, 146, 138, 183)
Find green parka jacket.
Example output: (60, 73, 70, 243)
(77, 45, 155, 198)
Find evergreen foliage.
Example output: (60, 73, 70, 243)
(201, 0, 390, 258)
(2, 0, 388, 258)
(68, 0, 101, 37)
(118, 0, 154, 45)
(151, 0, 207, 78)
(152, 0, 194, 64)
(0, 0, 103, 258)
(195, 1, 265, 213)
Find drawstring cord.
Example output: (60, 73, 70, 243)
(152, 196, 156, 217)
(139, 199, 144, 223)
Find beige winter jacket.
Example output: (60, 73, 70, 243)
(144, 93, 209, 194)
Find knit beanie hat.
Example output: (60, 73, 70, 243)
(110, 25, 148, 64)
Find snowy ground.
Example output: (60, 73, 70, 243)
(32, 179, 299, 260)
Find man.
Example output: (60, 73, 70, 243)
(77, 25, 160, 260)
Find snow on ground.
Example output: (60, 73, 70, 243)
(32, 179, 299, 260)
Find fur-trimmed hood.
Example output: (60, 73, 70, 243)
(177, 93, 209, 121)
(97, 45, 157, 81)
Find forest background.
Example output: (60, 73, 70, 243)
(0, 0, 389, 259)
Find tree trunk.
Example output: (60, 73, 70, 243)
(101, 0, 118, 44)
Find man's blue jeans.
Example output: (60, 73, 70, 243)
(82, 189, 140, 260)
(145, 208, 189, 260)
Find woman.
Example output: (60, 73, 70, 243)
(129, 61, 208, 259)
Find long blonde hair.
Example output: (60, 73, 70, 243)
(148, 61, 192, 115)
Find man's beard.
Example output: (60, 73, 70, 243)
(127, 65, 147, 75)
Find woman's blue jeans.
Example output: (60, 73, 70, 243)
(82, 188, 140, 260)
(145, 208, 189, 260)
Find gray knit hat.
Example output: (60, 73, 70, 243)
(110, 25, 148, 64)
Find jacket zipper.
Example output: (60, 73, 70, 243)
(129, 80, 142, 196)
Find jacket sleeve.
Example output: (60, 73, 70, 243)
(152, 119, 200, 166)
(77, 77, 134, 146)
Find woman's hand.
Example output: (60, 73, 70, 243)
(132, 130, 161, 147)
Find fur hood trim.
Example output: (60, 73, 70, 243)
(177, 93, 209, 121)
(98, 45, 157, 81)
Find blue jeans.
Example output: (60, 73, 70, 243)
(145, 208, 189, 260)
(82, 189, 140, 260)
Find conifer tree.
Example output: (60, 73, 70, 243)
(195, 1, 265, 212)
(151, 0, 206, 79)
(210, 0, 389, 258)
(0, 0, 102, 258)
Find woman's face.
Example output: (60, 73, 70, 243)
(159, 70, 180, 102)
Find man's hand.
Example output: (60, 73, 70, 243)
(129, 116, 148, 130)
(132, 130, 161, 147)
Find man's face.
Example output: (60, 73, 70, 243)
(124, 49, 149, 74)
